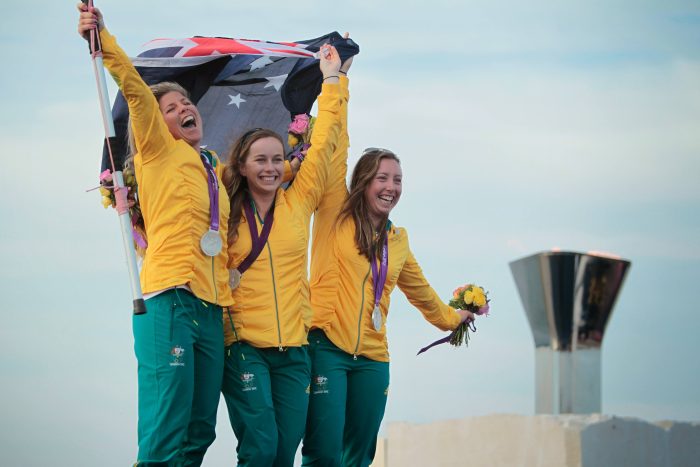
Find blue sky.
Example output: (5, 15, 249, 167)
(1, 1, 699, 465)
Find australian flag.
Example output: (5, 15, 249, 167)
(103, 32, 359, 171)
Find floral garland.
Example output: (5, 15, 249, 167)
(98, 168, 147, 255)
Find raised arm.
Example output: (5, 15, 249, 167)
(323, 50, 352, 207)
(286, 45, 342, 216)
(77, 4, 176, 164)
(310, 73, 350, 266)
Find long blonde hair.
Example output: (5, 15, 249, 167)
(222, 128, 284, 243)
(339, 149, 401, 260)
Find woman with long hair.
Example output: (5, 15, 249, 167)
(220, 45, 344, 466)
(78, 6, 232, 466)
(301, 140, 474, 464)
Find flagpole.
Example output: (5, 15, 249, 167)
(83, 0, 146, 315)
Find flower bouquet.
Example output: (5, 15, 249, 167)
(417, 283, 490, 355)
(98, 168, 147, 254)
(448, 284, 490, 347)
(287, 113, 315, 162)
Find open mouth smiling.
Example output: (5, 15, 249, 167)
(378, 195, 394, 205)
(181, 115, 196, 128)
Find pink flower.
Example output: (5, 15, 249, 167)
(288, 114, 310, 135)
(99, 169, 113, 183)
(476, 303, 490, 316)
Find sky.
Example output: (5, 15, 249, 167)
(1, 1, 699, 465)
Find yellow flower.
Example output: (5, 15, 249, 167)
(102, 196, 113, 209)
(99, 187, 111, 197)
(464, 289, 475, 305)
(288, 134, 299, 147)
(467, 286, 485, 306)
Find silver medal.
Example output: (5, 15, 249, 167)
(229, 269, 242, 290)
(372, 306, 383, 331)
(200, 229, 222, 257)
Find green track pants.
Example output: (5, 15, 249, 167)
(301, 330, 389, 467)
(133, 288, 224, 466)
(222, 342, 310, 467)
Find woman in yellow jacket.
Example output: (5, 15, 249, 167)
(301, 84, 474, 467)
(220, 45, 343, 467)
(78, 6, 232, 466)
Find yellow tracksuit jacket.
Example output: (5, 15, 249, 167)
(309, 78, 461, 362)
(101, 29, 233, 306)
(223, 83, 342, 348)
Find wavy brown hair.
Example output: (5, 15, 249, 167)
(222, 128, 284, 243)
(339, 149, 401, 260)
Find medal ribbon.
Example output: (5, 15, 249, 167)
(199, 150, 219, 232)
(237, 196, 274, 274)
(416, 320, 477, 355)
(371, 236, 389, 313)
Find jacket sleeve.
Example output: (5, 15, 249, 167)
(396, 242, 462, 332)
(309, 78, 348, 311)
(282, 160, 293, 183)
(312, 76, 349, 246)
(286, 83, 341, 218)
(99, 28, 176, 165)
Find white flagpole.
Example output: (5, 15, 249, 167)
(84, 0, 146, 315)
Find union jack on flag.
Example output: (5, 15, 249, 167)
(102, 32, 359, 171)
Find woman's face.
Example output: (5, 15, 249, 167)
(158, 91, 203, 148)
(240, 136, 285, 198)
(364, 158, 402, 223)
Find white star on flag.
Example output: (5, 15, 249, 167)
(264, 74, 289, 92)
(249, 56, 274, 71)
(228, 94, 246, 108)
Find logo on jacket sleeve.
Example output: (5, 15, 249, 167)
(170, 346, 185, 367)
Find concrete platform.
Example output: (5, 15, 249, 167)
(370, 414, 700, 467)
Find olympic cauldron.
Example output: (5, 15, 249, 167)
(509, 251, 630, 414)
